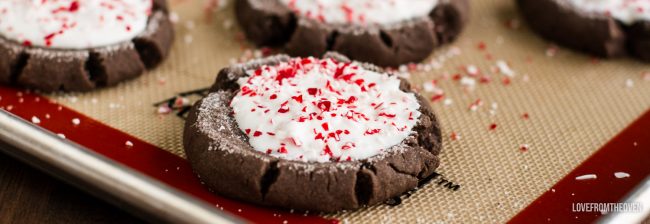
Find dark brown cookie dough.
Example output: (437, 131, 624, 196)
(183, 53, 443, 212)
(235, 0, 469, 67)
(516, 0, 650, 61)
(627, 21, 650, 61)
(0, 2, 174, 92)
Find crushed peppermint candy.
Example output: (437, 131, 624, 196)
(230, 57, 422, 162)
(203, 0, 229, 22)
(422, 81, 438, 93)
(0, 0, 152, 49)
(460, 77, 477, 90)
(643, 72, 650, 81)
(468, 99, 483, 112)
(546, 45, 558, 57)
(125, 140, 134, 148)
(488, 123, 498, 131)
(496, 60, 515, 77)
(31, 116, 41, 124)
(519, 144, 529, 152)
(477, 41, 487, 51)
(465, 65, 480, 76)
(71, 118, 81, 126)
(184, 34, 194, 44)
(450, 132, 460, 141)
(625, 79, 634, 88)
(443, 98, 453, 106)
(168, 12, 180, 23)
(489, 102, 498, 115)
(614, 172, 630, 178)
(504, 18, 520, 29)
(575, 174, 597, 180)
(280, 0, 438, 25)
(157, 105, 172, 114)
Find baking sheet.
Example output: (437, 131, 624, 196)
(3, 0, 649, 223)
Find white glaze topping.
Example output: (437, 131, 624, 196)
(566, 0, 650, 24)
(0, 0, 152, 49)
(279, 0, 438, 25)
(230, 57, 422, 163)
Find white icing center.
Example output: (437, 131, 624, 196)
(566, 0, 650, 24)
(279, 0, 438, 25)
(0, 0, 152, 49)
(230, 57, 422, 163)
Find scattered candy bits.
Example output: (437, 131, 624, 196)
(489, 123, 498, 131)
(545, 45, 558, 57)
(614, 172, 630, 178)
(71, 118, 81, 126)
(519, 144, 529, 152)
(450, 132, 460, 141)
(643, 72, 650, 81)
(125, 141, 134, 148)
(31, 116, 41, 124)
(575, 174, 597, 180)
(625, 79, 634, 88)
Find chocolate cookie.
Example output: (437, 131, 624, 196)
(235, 0, 469, 67)
(517, 0, 650, 61)
(183, 53, 442, 212)
(0, 0, 174, 92)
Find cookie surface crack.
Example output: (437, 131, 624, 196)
(388, 162, 419, 179)
(9, 52, 29, 84)
(354, 166, 375, 206)
(325, 31, 339, 51)
(260, 160, 280, 200)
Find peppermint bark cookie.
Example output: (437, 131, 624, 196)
(183, 53, 442, 212)
(517, 0, 650, 61)
(0, 0, 174, 92)
(235, 0, 469, 67)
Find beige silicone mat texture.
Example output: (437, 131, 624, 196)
(47, 0, 650, 223)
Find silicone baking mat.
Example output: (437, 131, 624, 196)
(1, 0, 649, 223)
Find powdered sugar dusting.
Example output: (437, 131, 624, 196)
(196, 91, 247, 145)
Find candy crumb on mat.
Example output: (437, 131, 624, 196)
(31, 116, 40, 124)
(614, 172, 630, 179)
(575, 174, 597, 180)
